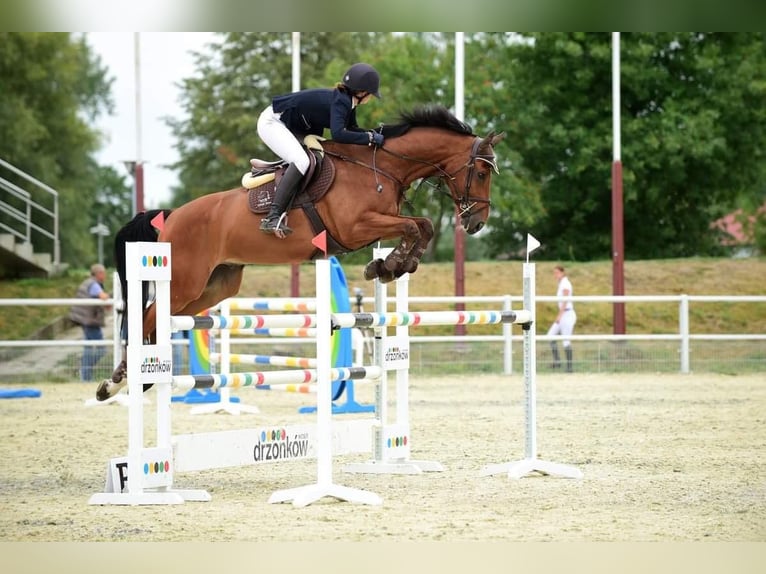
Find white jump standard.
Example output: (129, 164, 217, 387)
(480, 261, 583, 479)
(89, 242, 209, 505)
(89, 241, 383, 507)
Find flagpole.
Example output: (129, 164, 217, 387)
(454, 32, 466, 337)
(290, 32, 301, 296)
(612, 32, 626, 334)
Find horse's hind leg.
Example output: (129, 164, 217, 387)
(97, 265, 243, 402)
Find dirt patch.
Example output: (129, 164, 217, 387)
(0, 372, 763, 541)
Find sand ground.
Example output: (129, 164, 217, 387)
(0, 372, 763, 541)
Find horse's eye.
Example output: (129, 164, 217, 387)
(477, 171, 487, 181)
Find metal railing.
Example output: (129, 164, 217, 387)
(215, 293, 766, 375)
(0, 291, 764, 381)
(0, 157, 60, 269)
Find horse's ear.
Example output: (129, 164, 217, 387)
(480, 130, 505, 150)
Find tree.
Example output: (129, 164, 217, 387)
(480, 32, 766, 260)
(92, 164, 134, 267)
(0, 33, 121, 268)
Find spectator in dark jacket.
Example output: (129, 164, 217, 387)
(70, 263, 110, 381)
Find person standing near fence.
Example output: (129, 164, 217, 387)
(69, 263, 110, 381)
(548, 265, 577, 373)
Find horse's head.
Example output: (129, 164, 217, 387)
(448, 130, 506, 234)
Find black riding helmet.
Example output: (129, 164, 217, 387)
(342, 63, 382, 99)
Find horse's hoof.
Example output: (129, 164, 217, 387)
(363, 259, 383, 281)
(378, 270, 396, 284)
(96, 378, 127, 401)
(111, 360, 127, 384)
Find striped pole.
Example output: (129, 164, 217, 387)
(171, 314, 315, 331)
(332, 309, 533, 329)
(224, 298, 317, 313)
(173, 309, 533, 332)
(225, 328, 317, 337)
(210, 352, 317, 368)
(172, 366, 381, 391)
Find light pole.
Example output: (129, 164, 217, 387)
(89, 217, 110, 265)
(133, 32, 144, 215)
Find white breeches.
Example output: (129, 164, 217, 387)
(547, 309, 577, 347)
(256, 106, 310, 174)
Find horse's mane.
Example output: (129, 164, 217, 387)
(114, 209, 173, 332)
(379, 105, 474, 139)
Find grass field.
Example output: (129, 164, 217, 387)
(2, 257, 765, 341)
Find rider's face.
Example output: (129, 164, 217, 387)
(355, 92, 372, 105)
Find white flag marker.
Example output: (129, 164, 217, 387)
(526, 234, 541, 262)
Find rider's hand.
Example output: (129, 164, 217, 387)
(369, 131, 384, 147)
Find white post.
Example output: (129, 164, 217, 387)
(85, 272, 131, 407)
(503, 294, 512, 375)
(523, 263, 537, 460)
(315, 258, 333, 487)
(126, 245, 146, 497)
(679, 295, 690, 374)
(480, 261, 583, 480)
(112, 271, 122, 372)
(268, 257, 381, 507)
(395, 273, 409, 426)
(374, 268, 388, 461)
(89, 242, 209, 504)
(344, 248, 443, 474)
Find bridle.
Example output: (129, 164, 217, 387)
(376, 136, 498, 221)
(323, 134, 499, 222)
(443, 137, 499, 220)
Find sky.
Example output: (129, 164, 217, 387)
(86, 32, 217, 209)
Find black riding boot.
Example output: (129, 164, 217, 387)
(565, 346, 573, 373)
(550, 342, 561, 369)
(260, 163, 303, 237)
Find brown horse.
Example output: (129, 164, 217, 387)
(96, 105, 505, 400)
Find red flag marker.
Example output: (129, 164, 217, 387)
(311, 230, 327, 257)
(150, 211, 165, 232)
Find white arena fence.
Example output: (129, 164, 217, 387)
(1, 283, 765, 382)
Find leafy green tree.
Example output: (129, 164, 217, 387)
(0, 32, 120, 268)
(92, 164, 134, 267)
(480, 32, 766, 261)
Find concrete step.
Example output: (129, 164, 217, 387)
(14, 241, 33, 259)
(0, 235, 55, 278)
(33, 252, 52, 268)
(0, 233, 14, 250)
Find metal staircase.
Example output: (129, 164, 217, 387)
(0, 158, 65, 278)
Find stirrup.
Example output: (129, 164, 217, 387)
(260, 213, 293, 238)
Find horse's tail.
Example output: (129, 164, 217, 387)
(114, 209, 173, 336)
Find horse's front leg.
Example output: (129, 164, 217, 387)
(401, 217, 434, 275)
(363, 217, 422, 283)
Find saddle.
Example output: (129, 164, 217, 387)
(242, 134, 328, 193)
(242, 136, 350, 257)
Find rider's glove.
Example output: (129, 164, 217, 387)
(368, 131, 384, 147)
